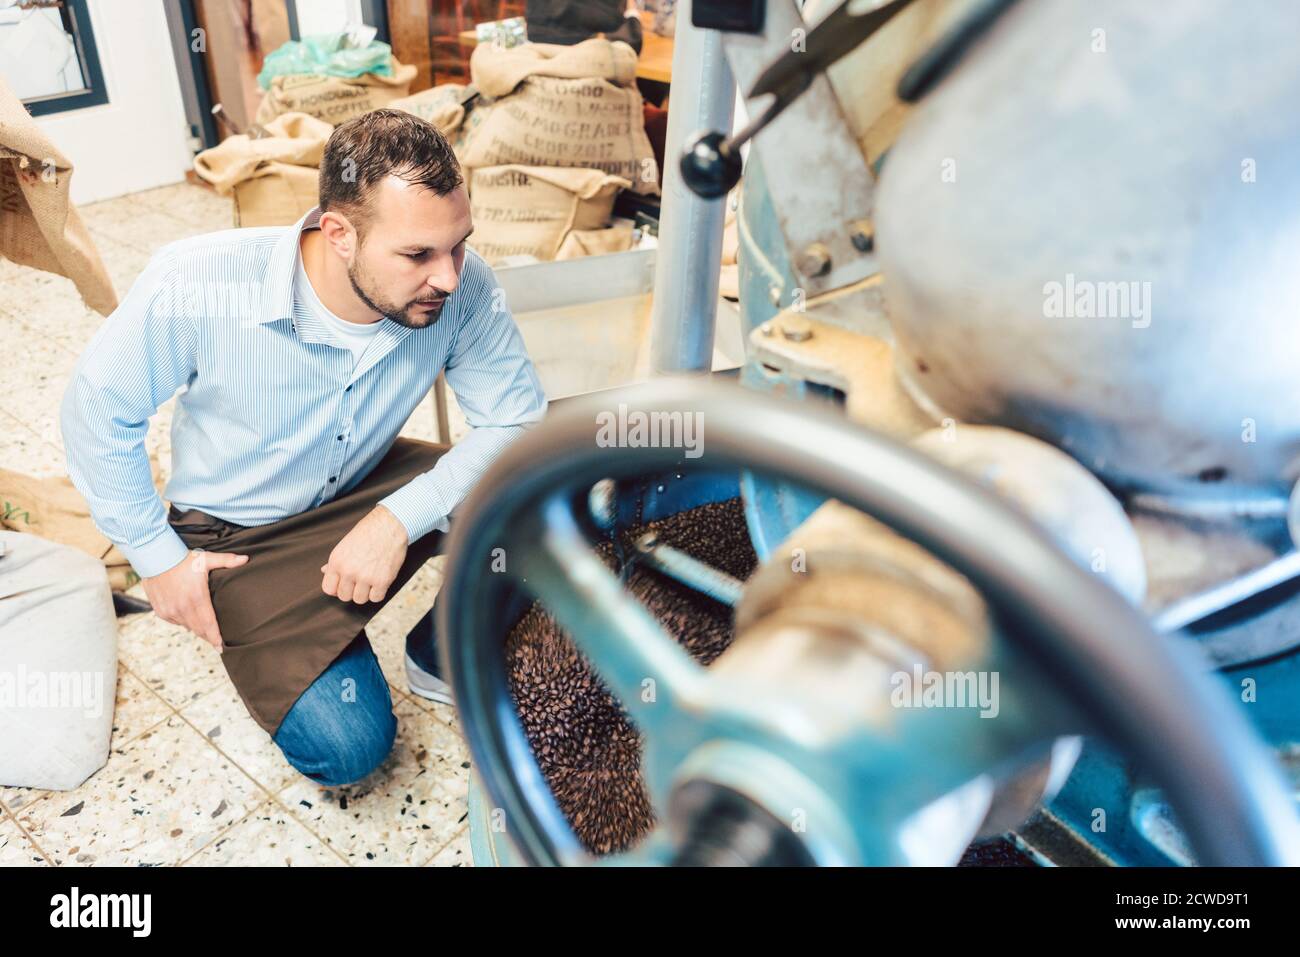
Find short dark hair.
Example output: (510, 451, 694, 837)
(319, 109, 463, 236)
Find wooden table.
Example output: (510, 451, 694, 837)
(458, 11, 674, 84)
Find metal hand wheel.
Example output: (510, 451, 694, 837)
(438, 377, 1300, 866)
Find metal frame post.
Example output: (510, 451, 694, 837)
(649, 0, 737, 374)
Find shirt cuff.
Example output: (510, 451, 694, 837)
(378, 481, 451, 544)
(117, 526, 192, 579)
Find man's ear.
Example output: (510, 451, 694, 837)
(318, 209, 357, 259)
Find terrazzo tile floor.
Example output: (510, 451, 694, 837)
(0, 182, 474, 866)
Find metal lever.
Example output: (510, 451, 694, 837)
(896, 0, 1020, 102)
(680, 0, 919, 198)
(634, 532, 746, 607)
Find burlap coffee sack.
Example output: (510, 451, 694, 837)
(192, 112, 327, 227)
(469, 165, 629, 263)
(460, 74, 658, 194)
(469, 37, 638, 99)
(1, 452, 164, 592)
(0, 79, 115, 316)
(555, 219, 635, 260)
(193, 111, 331, 194)
(254, 59, 418, 126)
(389, 84, 474, 137)
(232, 163, 319, 227)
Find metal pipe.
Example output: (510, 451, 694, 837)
(634, 532, 745, 607)
(650, 0, 736, 373)
(1153, 549, 1300, 634)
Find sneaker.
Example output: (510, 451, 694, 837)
(405, 650, 454, 705)
(405, 598, 454, 705)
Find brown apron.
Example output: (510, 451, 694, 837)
(168, 437, 449, 735)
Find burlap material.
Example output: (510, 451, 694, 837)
(192, 112, 328, 228)
(461, 75, 657, 194)
(193, 111, 331, 194)
(0, 454, 164, 592)
(447, 93, 491, 160)
(389, 84, 473, 137)
(469, 37, 638, 99)
(254, 58, 418, 126)
(232, 163, 319, 228)
(462, 38, 657, 194)
(554, 219, 635, 260)
(0, 79, 116, 316)
(469, 165, 629, 263)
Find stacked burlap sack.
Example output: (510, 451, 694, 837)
(193, 40, 418, 228)
(195, 37, 658, 257)
(467, 165, 632, 263)
(392, 37, 659, 265)
(255, 48, 418, 127)
(193, 112, 332, 227)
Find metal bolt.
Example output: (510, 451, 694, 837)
(796, 242, 831, 278)
(849, 219, 874, 252)
(779, 314, 813, 342)
(588, 478, 617, 531)
(760, 321, 775, 337)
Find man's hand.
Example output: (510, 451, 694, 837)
(143, 549, 249, 652)
(321, 505, 409, 604)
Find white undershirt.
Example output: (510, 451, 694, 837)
(294, 252, 382, 366)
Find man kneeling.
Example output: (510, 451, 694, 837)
(61, 111, 547, 785)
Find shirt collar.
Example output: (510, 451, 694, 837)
(259, 205, 322, 325)
(262, 206, 419, 386)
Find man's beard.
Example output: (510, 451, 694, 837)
(348, 258, 447, 329)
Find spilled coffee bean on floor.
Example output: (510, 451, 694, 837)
(505, 497, 758, 855)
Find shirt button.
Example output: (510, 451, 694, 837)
(336, 435, 343, 441)
(328, 476, 337, 483)
(345, 385, 353, 392)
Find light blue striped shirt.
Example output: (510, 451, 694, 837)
(61, 208, 547, 579)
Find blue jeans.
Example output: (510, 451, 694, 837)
(271, 630, 397, 786)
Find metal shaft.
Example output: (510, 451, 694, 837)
(650, 0, 736, 373)
(1153, 549, 1300, 634)
(635, 532, 745, 607)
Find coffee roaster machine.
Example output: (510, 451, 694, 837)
(439, 0, 1300, 865)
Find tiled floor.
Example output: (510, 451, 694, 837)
(0, 181, 474, 866)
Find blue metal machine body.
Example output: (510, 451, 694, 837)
(1047, 650, 1300, 866)
(464, 15, 1300, 862)
(735, 153, 829, 560)
(728, 144, 1300, 867)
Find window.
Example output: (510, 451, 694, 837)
(0, 0, 108, 116)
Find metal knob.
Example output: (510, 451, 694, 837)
(679, 130, 744, 200)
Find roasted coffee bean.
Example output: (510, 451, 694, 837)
(505, 498, 758, 855)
